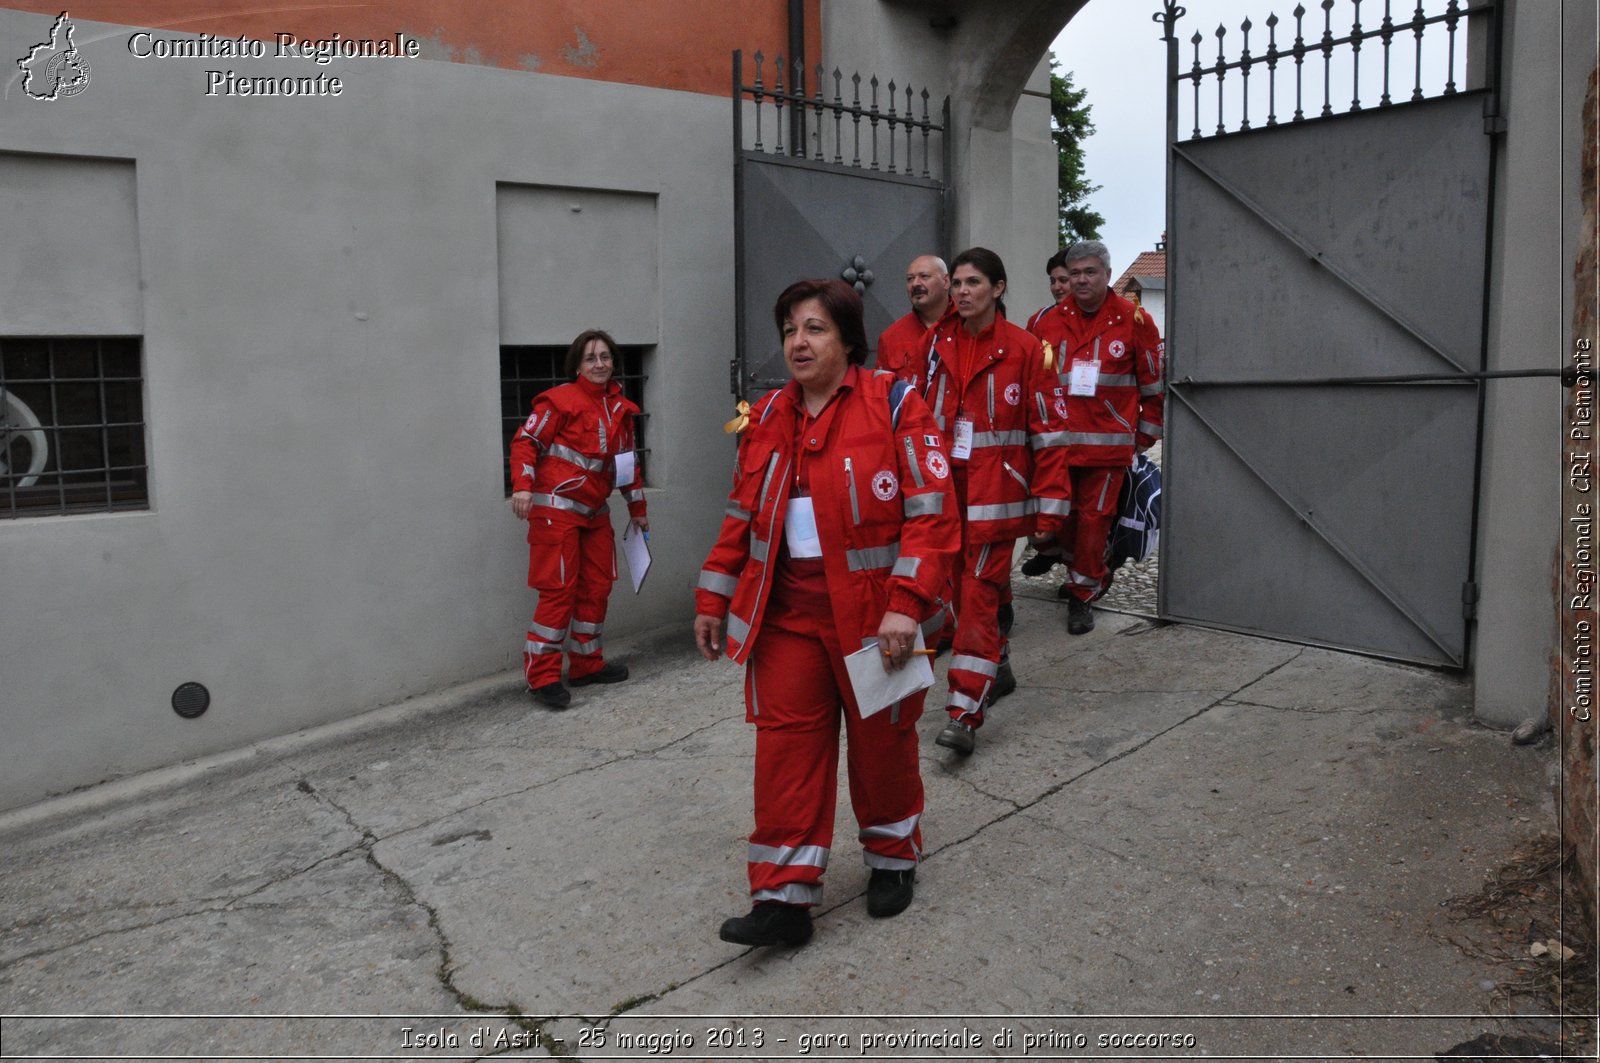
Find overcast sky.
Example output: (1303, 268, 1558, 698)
(1051, 0, 1466, 274)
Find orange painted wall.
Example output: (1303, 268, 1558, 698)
(5, 0, 822, 96)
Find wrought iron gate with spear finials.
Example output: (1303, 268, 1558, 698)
(731, 50, 950, 399)
(1155, 0, 1502, 666)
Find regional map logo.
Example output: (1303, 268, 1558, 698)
(17, 12, 91, 100)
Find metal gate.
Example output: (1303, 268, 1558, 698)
(1157, 1, 1500, 667)
(732, 51, 949, 397)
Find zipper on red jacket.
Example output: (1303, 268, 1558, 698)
(845, 456, 860, 525)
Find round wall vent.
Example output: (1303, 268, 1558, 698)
(171, 682, 211, 719)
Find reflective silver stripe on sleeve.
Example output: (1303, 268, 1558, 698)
(919, 604, 948, 639)
(1036, 496, 1073, 517)
(521, 463, 535, 478)
(971, 430, 1027, 448)
(966, 499, 1038, 522)
(697, 570, 739, 597)
(1140, 381, 1165, 397)
(846, 543, 900, 572)
(753, 882, 822, 905)
(545, 443, 606, 471)
(859, 812, 921, 840)
(1062, 431, 1135, 447)
(749, 535, 770, 564)
(949, 654, 998, 678)
(624, 488, 645, 504)
(725, 502, 751, 522)
(903, 492, 944, 517)
(528, 493, 601, 517)
(748, 843, 830, 868)
(1138, 419, 1163, 439)
(571, 620, 603, 635)
(727, 613, 751, 644)
(1098, 372, 1137, 387)
(527, 621, 568, 642)
(891, 556, 921, 579)
(1030, 430, 1073, 449)
(902, 436, 925, 488)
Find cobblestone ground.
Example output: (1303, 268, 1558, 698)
(1011, 441, 1161, 616)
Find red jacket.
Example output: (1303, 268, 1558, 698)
(509, 378, 646, 525)
(695, 367, 959, 665)
(1027, 291, 1164, 467)
(875, 305, 956, 387)
(895, 314, 1072, 543)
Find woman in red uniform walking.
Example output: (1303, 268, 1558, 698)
(509, 329, 647, 709)
(694, 279, 958, 947)
(917, 247, 1073, 756)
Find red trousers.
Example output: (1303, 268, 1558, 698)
(944, 533, 1014, 728)
(744, 603, 925, 907)
(1039, 466, 1125, 603)
(522, 511, 617, 688)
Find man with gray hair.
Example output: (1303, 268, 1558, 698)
(1025, 239, 1165, 634)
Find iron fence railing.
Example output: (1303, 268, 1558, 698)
(733, 50, 949, 181)
(1158, 0, 1494, 140)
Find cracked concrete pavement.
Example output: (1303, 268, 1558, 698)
(0, 592, 1558, 1059)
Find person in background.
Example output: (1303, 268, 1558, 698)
(1024, 239, 1164, 634)
(695, 279, 958, 948)
(509, 329, 647, 708)
(876, 254, 954, 384)
(1023, 248, 1073, 333)
(914, 247, 1072, 757)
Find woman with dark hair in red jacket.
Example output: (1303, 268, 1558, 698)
(694, 279, 958, 948)
(509, 329, 647, 709)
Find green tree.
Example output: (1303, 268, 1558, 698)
(1050, 56, 1103, 246)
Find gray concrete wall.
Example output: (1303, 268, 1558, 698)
(0, 10, 736, 809)
(1473, 0, 1589, 726)
(0, 5, 1060, 811)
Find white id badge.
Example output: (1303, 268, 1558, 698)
(1069, 359, 1101, 397)
(783, 496, 823, 558)
(950, 418, 974, 460)
(614, 450, 636, 487)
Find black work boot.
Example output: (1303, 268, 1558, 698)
(1067, 597, 1095, 635)
(569, 661, 629, 687)
(866, 868, 916, 918)
(530, 682, 572, 709)
(718, 902, 813, 947)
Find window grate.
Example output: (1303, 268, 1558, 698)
(499, 345, 650, 496)
(1, 337, 147, 519)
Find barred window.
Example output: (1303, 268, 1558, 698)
(1, 337, 147, 519)
(499, 345, 650, 496)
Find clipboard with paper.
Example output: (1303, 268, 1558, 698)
(621, 521, 651, 594)
(843, 630, 935, 718)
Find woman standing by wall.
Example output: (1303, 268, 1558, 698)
(509, 330, 647, 709)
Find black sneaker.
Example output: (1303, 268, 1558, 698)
(1066, 597, 1095, 635)
(718, 902, 813, 947)
(531, 682, 572, 709)
(866, 868, 915, 918)
(570, 661, 629, 687)
(1020, 551, 1058, 576)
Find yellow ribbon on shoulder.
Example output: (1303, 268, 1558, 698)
(723, 399, 752, 434)
(1042, 340, 1055, 373)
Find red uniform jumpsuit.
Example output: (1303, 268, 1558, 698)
(875, 305, 956, 386)
(905, 314, 1072, 728)
(695, 367, 958, 907)
(1027, 291, 1164, 601)
(509, 377, 646, 688)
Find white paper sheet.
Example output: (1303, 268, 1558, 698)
(843, 630, 935, 719)
(622, 521, 651, 594)
(783, 496, 823, 558)
(614, 450, 636, 488)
